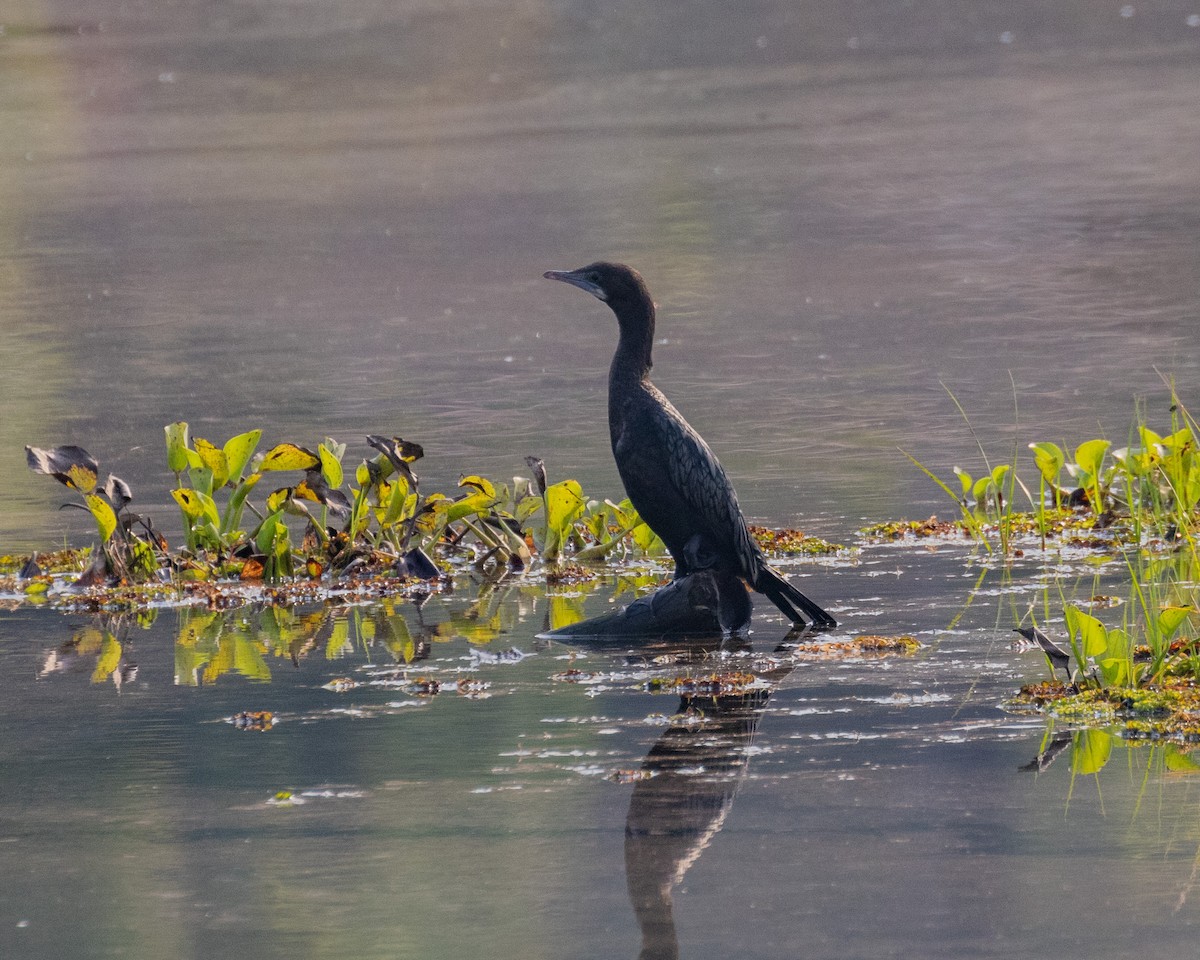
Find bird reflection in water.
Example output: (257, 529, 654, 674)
(620, 641, 790, 960)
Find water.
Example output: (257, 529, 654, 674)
(3, 1, 1200, 956)
(5, 547, 1200, 959)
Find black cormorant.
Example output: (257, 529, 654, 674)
(544, 261, 836, 631)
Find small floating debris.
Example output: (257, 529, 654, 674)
(456, 677, 490, 697)
(267, 788, 366, 807)
(323, 677, 359, 693)
(545, 564, 597, 585)
(471, 647, 532, 664)
(552, 667, 596, 683)
(229, 710, 275, 731)
(408, 677, 441, 696)
(668, 707, 708, 729)
(607, 768, 656, 784)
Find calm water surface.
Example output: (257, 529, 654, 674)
(5, 548, 1200, 959)
(3, 1, 1200, 957)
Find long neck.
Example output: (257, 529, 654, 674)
(609, 298, 655, 386)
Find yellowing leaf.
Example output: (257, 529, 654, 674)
(84, 494, 118, 542)
(91, 635, 122, 684)
(66, 463, 98, 493)
(459, 475, 496, 498)
(546, 479, 586, 532)
(193, 437, 230, 489)
(259, 443, 319, 473)
(171, 489, 220, 528)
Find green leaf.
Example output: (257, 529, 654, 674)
(1028, 441, 1064, 485)
(1072, 729, 1113, 776)
(446, 491, 495, 524)
(223, 429, 262, 482)
(221, 473, 262, 535)
(1074, 438, 1111, 482)
(84, 494, 118, 542)
(255, 511, 287, 555)
(318, 441, 344, 489)
(1065, 604, 1109, 659)
(165, 421, 190, 474)
(970, 474, 993, 505)
(515, 494, 544, 523)
(380, 477, 411, 526)
(188, 463, 214, 498)
(543, 479, 586, 561)
(952, 466, 973, 500)
(1158, 606, 1194, 642)
(1097, 627, 1132, 685)
(172, 488, 221, 528)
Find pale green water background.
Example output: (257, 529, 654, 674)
(2, 0, 1200, 957)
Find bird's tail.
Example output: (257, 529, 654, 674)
(755, 565, 836, 630)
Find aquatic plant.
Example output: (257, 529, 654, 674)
(25, 444, 162, 582)
(21, 422, 836, 600)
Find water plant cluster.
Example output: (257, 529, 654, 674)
(16, 422, 839, 599)
(891, 389, 1200, 730)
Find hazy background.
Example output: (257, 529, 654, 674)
(3, 0, 1198, 550)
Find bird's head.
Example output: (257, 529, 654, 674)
(543, 261, 652, 313)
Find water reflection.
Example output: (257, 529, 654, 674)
(30, 571, 666, 687)
(625, 685, 775, 960)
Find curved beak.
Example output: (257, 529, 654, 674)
(543, 269, 607, 301)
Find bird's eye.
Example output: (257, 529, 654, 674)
(587, 272, 601, 285)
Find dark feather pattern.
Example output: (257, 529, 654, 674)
(546, 261, 835, 630)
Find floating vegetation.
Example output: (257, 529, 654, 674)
(790, 634, 921, 659)
(14, 390, 1200, 754)
(643, 671, 764, 696)
(904, 385, 1200, 558)
(9, 425, 839, 618)
(745, 525, 843, 556)
(1007, 683, 1200, 744)
(859, 516, 963, 542)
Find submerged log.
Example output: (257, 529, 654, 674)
(542, 568, 751, 640)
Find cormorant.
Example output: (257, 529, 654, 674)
(543, 261, 836, 631)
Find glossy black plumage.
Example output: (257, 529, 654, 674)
(544, 261, 836, 631)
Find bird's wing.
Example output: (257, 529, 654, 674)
(634, 390, 762, 576)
